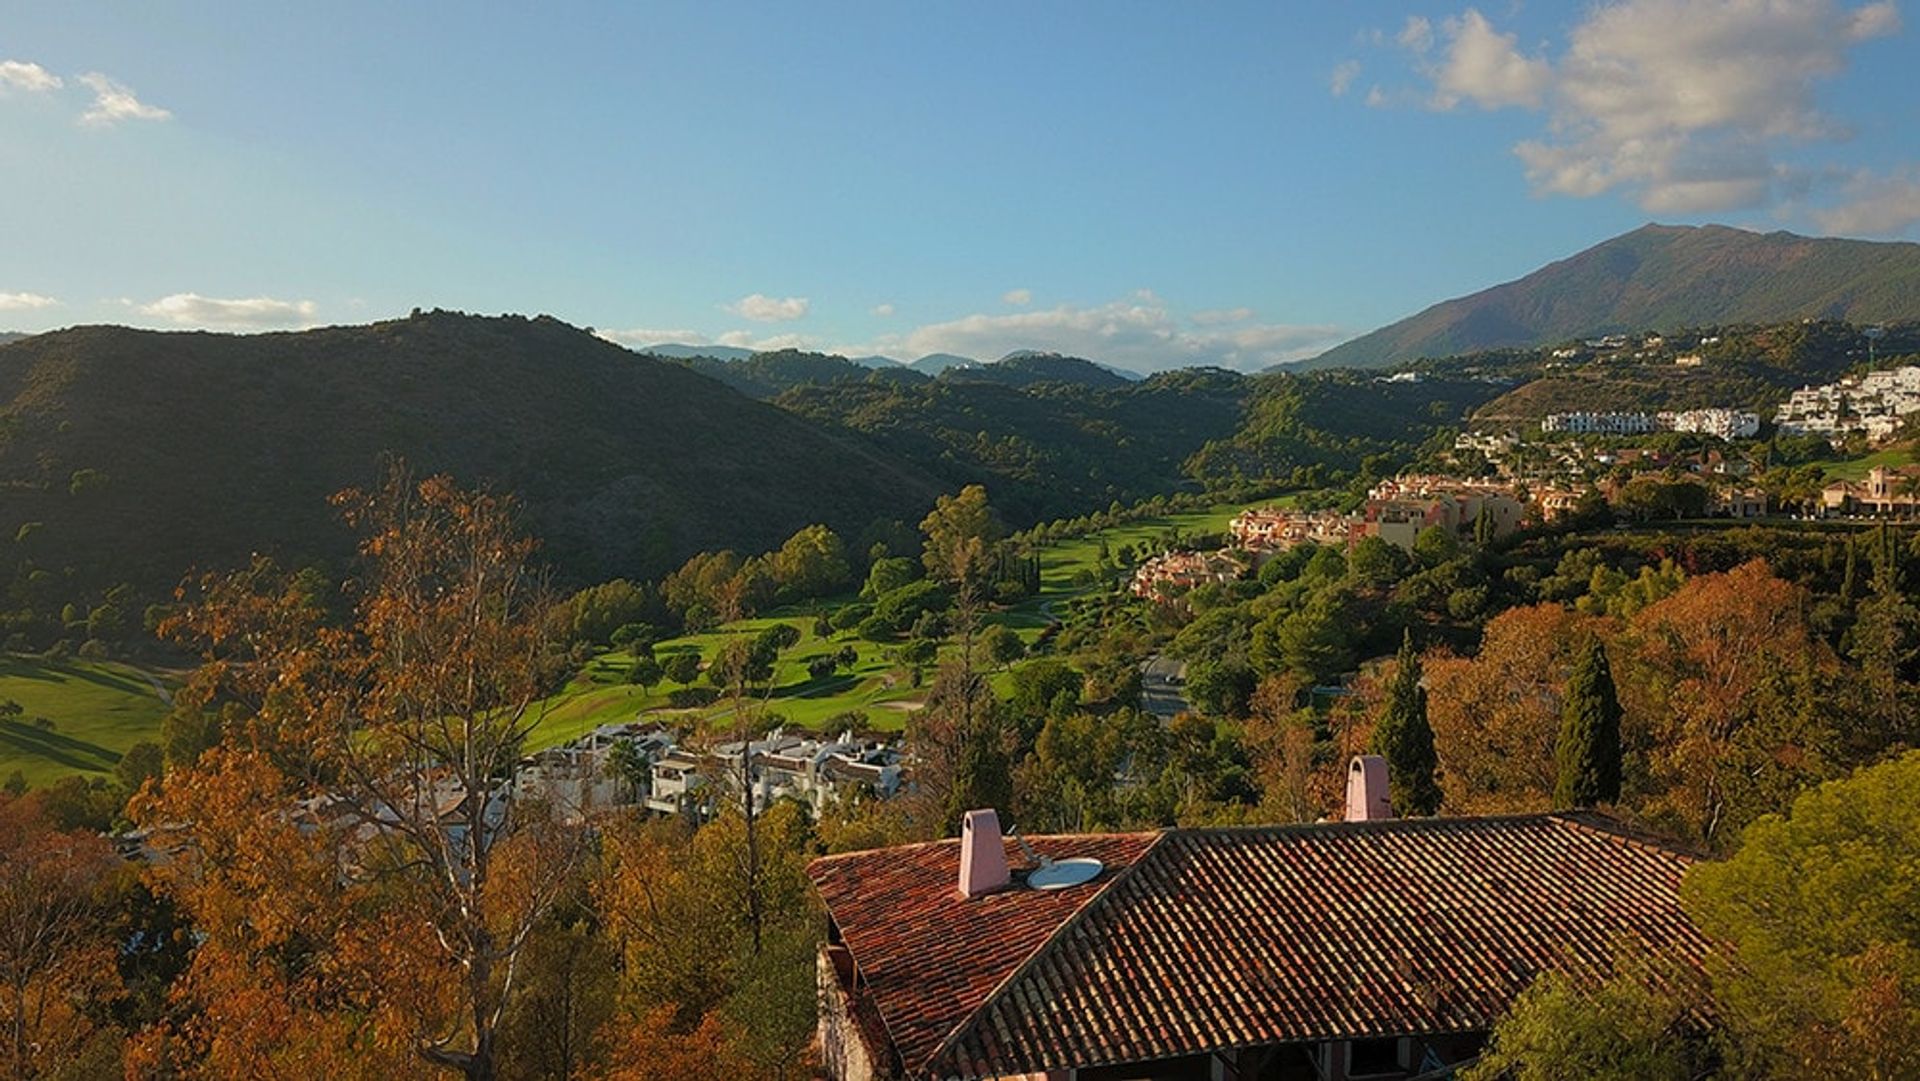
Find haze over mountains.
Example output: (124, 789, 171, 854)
(1304, 224, 1920, 371)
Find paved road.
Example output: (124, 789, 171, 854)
(1139, 655, 1189, 720)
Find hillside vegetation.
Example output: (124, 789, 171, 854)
(777, 368, 1252, 522)
(1308, 223, 1920, 370)
(0, 313, 944, 604)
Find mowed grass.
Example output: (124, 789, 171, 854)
(526, 617, 924, 749)
(1811, 444, 1916, 483)
(527, 497, 1274, 749)
(0, 656, 174, 787)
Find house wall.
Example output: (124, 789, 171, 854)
(818, 946, 886, 1081)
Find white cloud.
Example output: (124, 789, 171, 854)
(1329, 60, 1362, 97)
(1191, 307, 1254, 325)
(77, 72, 171, 126)
(866, 294, 1344, 373)
(137, 293, 316, 329)
(716, 329, 813, 351)
(1849, 1, 1903, 39)
(727, 293, 809, 322)
(1429, 10, 1550, 110)
(871, 302, 896, 317)
(1001, 288, 1032, 306)
(0, 60, 62, 92)
(597, 327, 707, 348)
(1383, 1, 1903, 216)
(0, 291, 58, 311)
(1398, 16, 1435, 54)
(1816, 170, 1920, 236)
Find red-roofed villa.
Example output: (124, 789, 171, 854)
(809, 758, 1714, 1080)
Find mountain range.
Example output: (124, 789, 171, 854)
(640, 343, 1142, 381)
(1303, 224, 1920, 371)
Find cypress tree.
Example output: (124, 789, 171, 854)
(1370, 630, 1441, 815)
(1555, 638, 1623, 808)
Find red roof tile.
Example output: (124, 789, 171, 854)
(806, 831, 1160, 1076)
(813, 813, 1716, 1081)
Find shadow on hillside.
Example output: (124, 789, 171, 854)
(0, 720, 121, 771)
(0, 656, 149, 697)
(781, 674, 860, 700)
(0, 657, 64, 684)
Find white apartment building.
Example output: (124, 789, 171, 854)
(1541, 411, 1659, 435)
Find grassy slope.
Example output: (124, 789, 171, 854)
(0, 503, 1260, 779)
(524, 500, 1254, 749)
(1810, 445, 1918, 482)
(0, 657, 173, 787)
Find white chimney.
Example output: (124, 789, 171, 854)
(958, 808, 1011, 898)
(1346, 755, 1392, 821)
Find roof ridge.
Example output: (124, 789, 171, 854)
(806, 828, 1159, 871)
(1547, 809, 1710, 861)
(921, 828, 1173, 1075)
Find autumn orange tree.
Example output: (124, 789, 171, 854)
(1425, 603, 1607, 814)
(1615, 559, 1853, 848)
(0, 792, 127, 1080)
(137, 466, 576, 1081)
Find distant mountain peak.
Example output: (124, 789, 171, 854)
(1302, 223, 1920, 370)
(907, 352, 978, 374)
(639, 342, 756, 361)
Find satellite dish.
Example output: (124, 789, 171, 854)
(1005, 824, 1104, 890)
(1027, 856, 1104, 891)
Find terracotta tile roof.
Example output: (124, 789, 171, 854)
(813, 813, 1715, 1081)
(806, 831, 1161, 1076)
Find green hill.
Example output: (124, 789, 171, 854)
(777, 368, 1252, 523)
(1306, 224, 1920, 371)
(942, 352, 1135, 390)
(0, 312, 944, 608)
(672, 348, 928, 399)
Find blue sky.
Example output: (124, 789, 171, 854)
(2, 2, 1916, 370)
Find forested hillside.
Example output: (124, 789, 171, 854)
(0, 313, 944, 605)
(776, 368, 1251, 522)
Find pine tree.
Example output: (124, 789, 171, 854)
(1555, 638, 1623, 809)
(1474, 503, 1495, 547)
(1370, 630, 1441, 815)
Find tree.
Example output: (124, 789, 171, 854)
(1425, 604, 1598, 813)
(1369, 631, 1440, 815)
(115, 739, 166, 794)
(0, 793, 127, 1079)
(1268, 602, 1354, 686)
(1411, 524, 1459, 568)
(1464, 962, 1707, 1081)
(626, 656, 663, 695)
(768, 525, 851, 602)
(594, 806, 818, 1079)
(662, 551, 745, 626)
(1345, 536, 1409, 588)
(859, 557, 918, 601)
(142, 467, 579, 1080)
(919, 485, 1004, 589)
(1684, 751, 1920, 1079)
(980, 624, 1025, 669)
(1554, 639, 1622, 808)
(1005, 659, 1083, 746)
(661, 651, 701, 687)
(1619, 559, 1844, 847)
